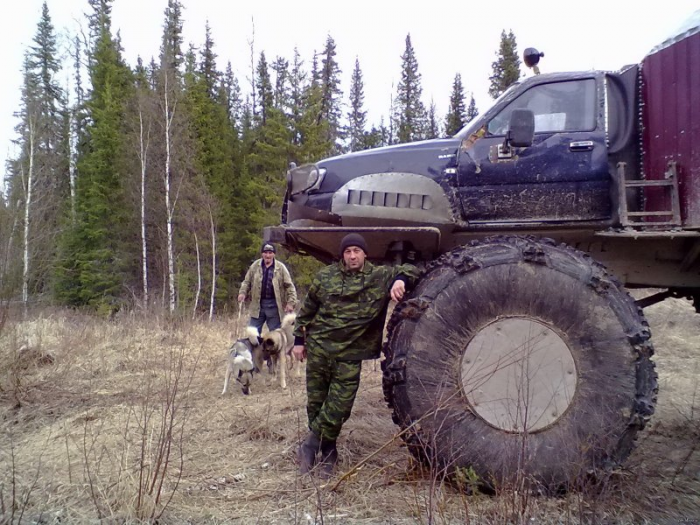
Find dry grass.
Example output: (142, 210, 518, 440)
(0, 299, 699, 524)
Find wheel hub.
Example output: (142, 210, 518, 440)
(460, 317, 577, 433)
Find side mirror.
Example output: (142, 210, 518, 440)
(506, 109, 535, 148)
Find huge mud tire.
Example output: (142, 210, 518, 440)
(383, 236, 657, 490)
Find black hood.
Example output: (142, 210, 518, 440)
(316, 138, 461, 193)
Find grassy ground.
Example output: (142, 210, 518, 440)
(0, 297, 699, 524)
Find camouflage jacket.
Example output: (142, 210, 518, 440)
(294, 260, 420, 360)
(238, 259, 298, 319)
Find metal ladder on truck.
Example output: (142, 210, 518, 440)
(616, 160, 681, 229)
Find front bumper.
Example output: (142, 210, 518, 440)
(264, 225, 442, 263)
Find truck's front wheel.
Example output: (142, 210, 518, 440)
(382, 236, 657, 490)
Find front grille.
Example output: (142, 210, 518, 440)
(347, 190, 434, 210)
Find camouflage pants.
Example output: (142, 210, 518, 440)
(306, 345, 363, 441)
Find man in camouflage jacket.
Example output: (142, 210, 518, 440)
(291, 233, 419, 478)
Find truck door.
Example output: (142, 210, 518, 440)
(456, 78, 611, 223)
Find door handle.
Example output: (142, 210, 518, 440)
(569, 141, 594, 152)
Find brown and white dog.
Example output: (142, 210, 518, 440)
(255, 313, 301, 389)
(221, 326, 261, 396)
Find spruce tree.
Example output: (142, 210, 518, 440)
(394, 34, 426, 144)
(288, 48, 306, 148)
(200, 22, 219, 99)
(160, 0, 184, 74)
(296, 75, 332, 163)
(271, 56, 290, 113)
(247, 52, 291, 211)
(185, 28, 259, 307)
(9, 2, 67, 303)
(255, 52, 274, 125)
(425, 100, 440, 139)
(220, 61, 242, 130)
(319, 35, 343, 153)
(488, 30, 521, 99)
(347, 57, 368, 152)
(466, 94, 479, 123)
(444, 73, 466, 136)
(55, 0, 135, 311)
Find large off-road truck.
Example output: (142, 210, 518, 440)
(264, 13, 700, 489)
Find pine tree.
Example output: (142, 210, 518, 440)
(394, 34, 426, 144)
(444, 73, 466, 136)
(347, 57, 368, 152)
(489, 30, 521, 99)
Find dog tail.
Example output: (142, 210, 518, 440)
(245, 326, 260, 346)
(281, 312, 296, 331)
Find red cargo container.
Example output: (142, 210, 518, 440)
(642, 12, 700, 227)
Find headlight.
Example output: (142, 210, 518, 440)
(306, 168, 318, 188)
(289, 164, 326, 195)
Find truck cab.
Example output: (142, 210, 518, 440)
(268, 67, 641, 264)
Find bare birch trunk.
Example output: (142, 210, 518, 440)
(22, 119, 35, 310)
(208, 206, 216, 322)
(5, 199, 21, 272)
(138, 109, 150, 307)
(163, 74, 176, 313)
(193, 232, 201, 320)
(68, 111, 77, 221)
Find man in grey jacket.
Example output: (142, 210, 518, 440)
(238, 243, 298, 331)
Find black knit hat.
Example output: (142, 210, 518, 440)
(339, 233, 368, 256)
(261, 242, 276, 253)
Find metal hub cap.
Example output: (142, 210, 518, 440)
(460, 317, 577, 433)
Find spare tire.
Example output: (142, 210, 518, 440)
(383, 236, 657, 490)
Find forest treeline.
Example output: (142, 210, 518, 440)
(0, 0, 521, 316)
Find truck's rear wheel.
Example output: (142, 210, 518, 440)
(382, 236, 657, 490)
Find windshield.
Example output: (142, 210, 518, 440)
(486, 78, 597, 136)
(454, 83, 520, 139)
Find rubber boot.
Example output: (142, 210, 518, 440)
(318, 440, 338, 479)
(298, 432, 321, 474)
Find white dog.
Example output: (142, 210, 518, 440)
(221, 326, 261, 396)
(255, 313, 301, 389)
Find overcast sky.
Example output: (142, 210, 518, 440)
(1, 0, 698, 192)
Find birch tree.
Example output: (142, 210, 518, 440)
(134, 60, 153, 307)
(159, 0, 184, 313)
